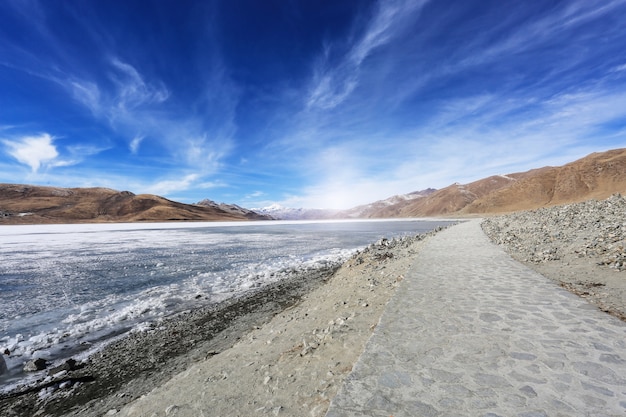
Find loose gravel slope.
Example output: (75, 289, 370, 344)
(482, 194, 626, 320)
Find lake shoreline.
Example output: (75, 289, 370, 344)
(0, 263, 342, 416)
(1, 225, 446, 417)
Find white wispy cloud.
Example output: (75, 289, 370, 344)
(109, 58, 170, 110)
(558, 0, 626, 29)
(611, 63, 626, 73)
(62, 56, 236, 176)
(69, 80, 101, 115)
(196, 180, 226, 190)
(68, 58, 169, 121)
(129, 135, 144, 154)
(246, 191, 265, 199)
(180, 135, 228, 168)
(0, 124, 20, 132)
(268, 1, 626, 209)
(454, 0, 626, 75)
(1, 133, 59, 173)
(350, 0, 428, 65)
(281, 78, 626, 209)
(58, 143, 109, 168)
(306, 0, 429, 110)
(143, 174, 200, 196)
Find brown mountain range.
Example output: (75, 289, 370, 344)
(362, 148, 626, 218)
(2, 148, 625, 224)
(0, 185, 271, 224)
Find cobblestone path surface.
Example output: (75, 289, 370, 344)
(326, 220, 626, 417)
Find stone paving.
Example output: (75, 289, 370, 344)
(326, 219, 626, 417)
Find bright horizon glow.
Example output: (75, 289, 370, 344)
(0, 217, 450, 237)
(1, 1, 626, 209)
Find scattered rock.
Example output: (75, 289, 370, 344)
(482, 194, 626, 270)
(23, 358, 47, 372)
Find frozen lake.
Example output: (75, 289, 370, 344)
(0, 219, 452, 388)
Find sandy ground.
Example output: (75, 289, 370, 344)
(111, 236, 427, 417)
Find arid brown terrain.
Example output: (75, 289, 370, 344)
(0, 185, 271, 224)
(356, 148, 626, 218)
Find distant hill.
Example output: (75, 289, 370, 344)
(335, 189, 437, 218)
(251, 204, 340, 220)
(195, 199, 272, 220)
(254, 189, 437, 220)
(0, 185, 272, 224)
(380, 148, 626, 217)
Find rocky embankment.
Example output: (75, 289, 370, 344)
(482, 194, 626, 320)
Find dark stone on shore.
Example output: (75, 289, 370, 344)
(0, 354, 7, 376)
(48, 359, 78, 376)
(23, 358, 47, 372)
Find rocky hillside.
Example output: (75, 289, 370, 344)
(481, 194, 626, 319)
(371, 148, 626, 217)
(0, 184, 271, 224)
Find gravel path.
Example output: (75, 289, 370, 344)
(327, 219, 626, 417)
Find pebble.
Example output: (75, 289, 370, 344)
(165, 404, 179, 415)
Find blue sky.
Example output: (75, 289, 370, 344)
(1, 0, 626, 209)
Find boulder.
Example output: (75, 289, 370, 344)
(23, 358, 47, 372)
